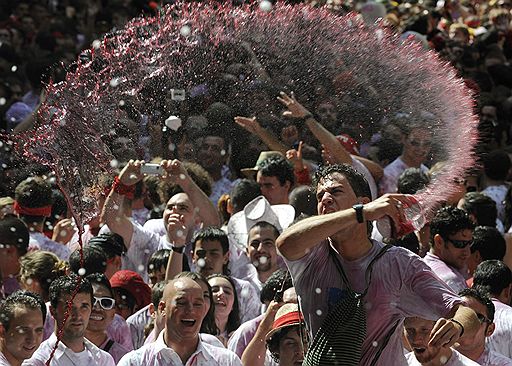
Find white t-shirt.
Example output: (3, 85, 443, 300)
(405, 349, 480, 365)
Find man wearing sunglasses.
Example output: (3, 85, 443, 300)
(457, 288, 512, 365)
(423, 207, 475, 293)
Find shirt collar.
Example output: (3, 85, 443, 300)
(154, 330, 214, 363)
(48, 333, 103, 361)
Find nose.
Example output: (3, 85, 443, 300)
(320, 192, 334, 205)
(257, 242, 264, 252)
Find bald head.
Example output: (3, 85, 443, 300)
(162, 277, 203, 303)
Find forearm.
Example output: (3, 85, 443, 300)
(254, 126, 288, 155)
(181, 178, 220, 226)
(241, 326, 271, 366)
(449, 305, 480, 336)
(354, 156, 384, 181)
(305, 118, 351, 164)
(277, 208, 360, 260)
(165, 251, 184, 281)
(100, 191, 133, 248)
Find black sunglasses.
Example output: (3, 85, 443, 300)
(476, 313, 491, 324)
(445, 238, 473, 249)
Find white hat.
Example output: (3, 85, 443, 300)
(227, 196, 295, 253)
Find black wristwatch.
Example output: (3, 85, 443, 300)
(352, 204, 365, 223)
(171, 245, 185, 254)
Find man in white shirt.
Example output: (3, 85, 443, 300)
(404, 317, 480, 366)
(118, 277, 242, 365)
(456, 288, 512, 365)
(0, 291, 46, 366)
(24, 274, 114, 366)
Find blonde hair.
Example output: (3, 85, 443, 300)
(19, 251, 68, 300)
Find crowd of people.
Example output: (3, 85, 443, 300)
(2, 0, 512, 365)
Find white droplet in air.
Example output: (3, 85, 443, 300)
(59, 230, 68, 237)
(110, 78, 121, 87)
(315, 287, 322, 294)
(220, 149, 226, 156)
(92, 40, 101, 49)
(258, 256, 268, 265)
(118, 99, 125, 106)
(316, 309, 322, 316)
(113, 204, 120, 210)
(165, 115, 182, 131)
(197, 258, 206, 268)
(129, 173, 137, 180)
(168, 143, 176, 152)
(241, 287, 250, 298)
(78, 268, 86, 276)
(138, 264, 145, 272)
(372, 341, 378, 347)
(148, 264, 155, 271)
(259, 0, 273, 12)
(11, 65, 17, 72)
(440, 356, 448, 364)
(59, 119, 66, 127)
(110, 159, 119, 168)
(364, 302, 372, 310)
(0, 98, 5, 106)
(25, 278, 33, 285)
(179, 174, 186, 180)
(10, 226, 16, 232)
(177, 229, 184, 238)
(180, 25, 191, 37)
(1, 164, 6, 169)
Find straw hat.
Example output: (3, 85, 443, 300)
(240, 151, 284, 179)
(266, 303, 304, 341)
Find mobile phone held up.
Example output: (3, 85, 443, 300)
(140, 163, 163, 176)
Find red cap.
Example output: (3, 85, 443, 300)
(110, 270, 151, 309)
(336, 134, 360, 156)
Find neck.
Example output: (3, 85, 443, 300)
(84, 330, 108, 347)
(400, 154, 421, 168)
(164, 329, 199, 364)
(215, 314, 229, 335)
(258, 266, 279, 284)
(460, 344, 485, 362)
(1, 344, 22, 366)
(59, 334, 85, 353)
(422, 348, 453, 366)
(331, 228, 373, 261)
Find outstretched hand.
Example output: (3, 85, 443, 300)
(118, 160, 144, 186)
(277, 91, 311, 119)
(234, 116, 261, 135)
(286, 141, 304, 171)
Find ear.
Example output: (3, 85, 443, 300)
(158, 300, 166, 314)
(223, 250, 230, 265)
(226, 198, 233, 215)
(149, 303, 156, 319)
(284, 180, 291, 192)
(0, 323, 6, 338)
(433, 234, 444, 251)
(486, 322, 496, 337)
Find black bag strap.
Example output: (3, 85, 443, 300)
(329, 241, 392, 297)
(103, 339, 115, 352)
(369, 319, 401, 366)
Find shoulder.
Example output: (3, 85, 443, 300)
(202, 343, 242, 364)
(117, 346, 147, 366)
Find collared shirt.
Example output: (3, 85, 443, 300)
(29, 232, 71, 261)
(99, 337, 130, 364)
(210, 177, 237, 207)
(423, 252, 468, 293)
(477, 348, 512, 366)
(231, 277, 262, 324)
(228, 314, 264, 358)
(406, 349, 480, 365)
(117, 331, 242, 366)
(379, 157, 429, 195)
(126, 305, 152, 349)
(488, 299, 512, 358)
(482, 185, 508, 223)
(0, 352, 12, 366)
(23, 333, 114, 366)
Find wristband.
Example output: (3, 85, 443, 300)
(171, 245, 185, 254)
(302, 113, 313, 120)
(352, 204, 364, 223)
(111, 176, 135, 199)
(450, 318, 465, 337)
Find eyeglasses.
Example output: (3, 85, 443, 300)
(93, 296, 116, 310)
(445, 238, 473, 249)
(476, 313, 491, 324)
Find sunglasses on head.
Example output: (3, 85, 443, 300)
(93, 296, 116, 310)
(445, 238, 473, 249)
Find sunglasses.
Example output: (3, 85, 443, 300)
(93, 296, 116, 310)
(476, 313, 491, 324)
(445, 238, 473, 249)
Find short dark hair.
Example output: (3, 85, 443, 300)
(461, 192, 498, 227)
(192, 226, 229, 255)
(473, 260, 512, 297)
(159, 162, 213, 202)
(86, 273, 113, 297)
(49, 274, 93, 309)
(267, 324, 301, 362)
(289, 185, 317, 217)
(175, 272, 216, 335)
(230, 179, 261, 213)
(69, 245, 107, 276)
(248, 221, 280, 242)
(458, 287, 495, 322)
(471, 226, 506, 261)
(260, 269, 293, 304)
(15, 176, 53, 222)
(430, 206, 475, 244)
(148, 249, 171, 274)
(0, 290, 46, 330)
(0, 216, 29, 256)
(207, 274, 240, 335)
(483, 150, 511, 181)
(397, 168, 430, 195)
(258, 156, 295, 186)
(88, 233, 126, 259)
(151, 280, 168, 308)
(313, 164, 372, 200)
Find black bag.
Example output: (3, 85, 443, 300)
(303, 244, 392, 366)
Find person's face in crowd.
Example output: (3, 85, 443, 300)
(148, 265, 166, 287)
(0, 244, 20, 277)
(435, 228, 473, 270)
(315, 102, 338, 131)
(247, 226, 278, 275)
(402, 128, 432, 167)
(20, 277, 44, 299)
(112, 289, 135, 320)
(51, 292, 91, 342)
(197, 136, 226, 173)
(257, 172, 291, 205)
(193, 239, 229, 277)
(404, 317, 442, 364)
(104, 255, 122, 280)
(87, 283, 116, 333)
(160, 278, 204, 341)
(195, 279, 212, 318)
(163, 193, 197, 237)
(0, 28, 12, 46)
(111, 137, 138, 162)
(208, 276, 235, 320)
(316, 172, 361, 216)
(456, 296, 494, 357)
(277, 326, 306, 366)
(0, 306, 44, 364)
